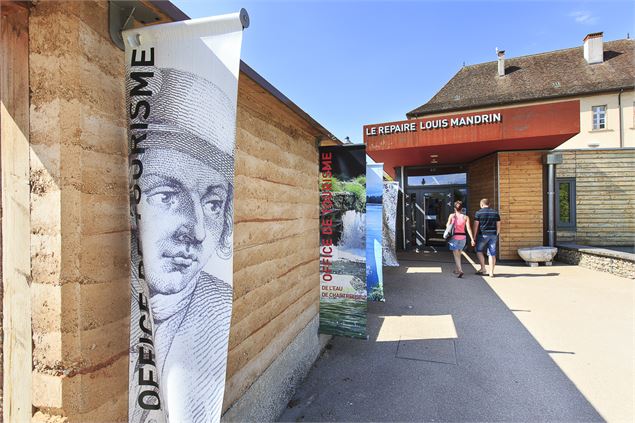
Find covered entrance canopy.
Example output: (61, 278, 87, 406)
(363, 100, 580, 258)
(364, 100, 579, 177)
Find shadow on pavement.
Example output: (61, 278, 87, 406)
(279, 251, 603, 422)
(494, 272, 560, 278)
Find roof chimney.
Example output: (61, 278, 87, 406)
(496, 48, 506, 77)
(583, 32, 604, 64)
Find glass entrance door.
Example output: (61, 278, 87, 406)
(420, 190, 453, 245)
(403, 170, 468, 250)
(408, 188, 465, 248)
(404, 193, 418, 250)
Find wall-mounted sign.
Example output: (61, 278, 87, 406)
(362, 101, 580, 175)
(365, 112, 502, 137)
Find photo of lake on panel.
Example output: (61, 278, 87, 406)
(319, 145, 367, 339)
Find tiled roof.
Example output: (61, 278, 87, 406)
(407, 39, 635, 117)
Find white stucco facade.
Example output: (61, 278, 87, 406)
(556, 90, 635, 150)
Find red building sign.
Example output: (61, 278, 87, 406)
(364, 100, 580, 177)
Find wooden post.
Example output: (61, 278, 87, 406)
(1, 2, 32, 422)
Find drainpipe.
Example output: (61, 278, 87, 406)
(496, 155, 501, 257)
(618, 89, 624, 148)
(547, 164, 555, 247)
(544, 153, 563, 247)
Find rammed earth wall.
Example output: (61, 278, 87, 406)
(2, 3, 31, 420)
(22, 0, 328, 421)
(225, 70, 327, 418)
(29, 1, 131, 420)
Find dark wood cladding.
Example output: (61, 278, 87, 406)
(467, 154, 497, 217)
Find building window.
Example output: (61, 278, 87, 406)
(557, 178, 576, 229)
(407, 172, 467, 187)
(592, 105, 606, 130)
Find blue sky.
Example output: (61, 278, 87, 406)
(173, 0, 634, 143)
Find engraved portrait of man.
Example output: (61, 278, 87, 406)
(129, 67, 236, 423)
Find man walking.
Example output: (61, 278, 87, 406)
(473, 198, 501, 277)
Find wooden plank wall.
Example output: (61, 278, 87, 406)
(556, 150, 635, 246)
(1, 3, 32, 421)
(498, 152, 545, 260)
(223, 74, 321, 411)
(467, 153, 497, 217)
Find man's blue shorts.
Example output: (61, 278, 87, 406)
(477, 234, 498, 257)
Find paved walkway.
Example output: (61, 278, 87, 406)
(279, 250, 634, 422)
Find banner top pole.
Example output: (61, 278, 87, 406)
(240, 8, 250, 29)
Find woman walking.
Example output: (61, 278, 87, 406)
(446, 201, 476, 278)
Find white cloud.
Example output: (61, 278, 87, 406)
(569, 10, 599, 25)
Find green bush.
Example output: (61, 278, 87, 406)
(331, 176, 345, 192)
(343, 182, 365, 210)
(354, 174, 366, 186)
(321, 175, 366, 212)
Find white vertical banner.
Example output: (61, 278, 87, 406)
(124, 11, 246, 423)
(383, 181, 400, 266)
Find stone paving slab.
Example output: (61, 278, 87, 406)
(279, 251, 634, 422)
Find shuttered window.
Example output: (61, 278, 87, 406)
(592, 105, 606, 130)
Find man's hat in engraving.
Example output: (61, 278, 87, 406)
(129, 67, 236, 181)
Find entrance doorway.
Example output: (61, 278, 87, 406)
(404, 170, 467, 248)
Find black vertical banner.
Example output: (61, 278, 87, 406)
(319, 145, 367, 338)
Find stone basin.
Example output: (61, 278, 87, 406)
(517, 246, 558, 266)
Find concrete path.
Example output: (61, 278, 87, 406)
(279, 250, 634, 422)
